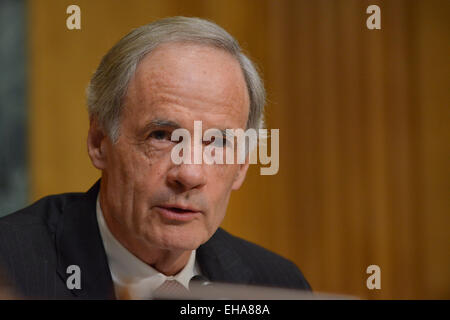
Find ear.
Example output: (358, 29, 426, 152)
(87, 118, 108, 170)
(231, 157, 250, 191)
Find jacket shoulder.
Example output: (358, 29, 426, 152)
(0, 192, 85, 231)
(0, 192, 88, 299)
(0, 192, 87, 270)
(213, 228, 311, 290)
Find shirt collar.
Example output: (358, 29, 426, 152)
(95, 193, 199, 299)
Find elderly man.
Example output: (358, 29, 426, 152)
(0, 17, 310, 299)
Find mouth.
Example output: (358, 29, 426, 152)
(155, 204, 202, 222)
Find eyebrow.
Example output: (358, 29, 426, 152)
(143, 119, 181, 131)
(142, 119, 235, 139)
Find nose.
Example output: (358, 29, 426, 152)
(167, 162, 207, 192)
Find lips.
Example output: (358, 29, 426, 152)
(165, 207, 192, 213)
(158, 203, 200, 213)
(155, 204, 202, 222)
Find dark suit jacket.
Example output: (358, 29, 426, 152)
(0, 181, 311, 299)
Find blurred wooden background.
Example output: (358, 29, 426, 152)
(28, 0, 449, 299)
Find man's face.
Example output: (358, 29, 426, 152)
(97, 43, 250, 251)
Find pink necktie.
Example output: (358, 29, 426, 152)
(152, 280, 190, 299)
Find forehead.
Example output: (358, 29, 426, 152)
(122, 42, 250, 129)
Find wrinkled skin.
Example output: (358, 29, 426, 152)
(87, 43, 250, 275)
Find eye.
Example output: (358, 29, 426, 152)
(204, 136, 229, 148)
(148, 130, 171, 141)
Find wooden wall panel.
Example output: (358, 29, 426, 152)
(29, 0, 449, 299)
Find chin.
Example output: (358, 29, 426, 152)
(150, 226, 209, 251)
(158, 238, 203, 251)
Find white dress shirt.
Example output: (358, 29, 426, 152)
(96, 194, 200, 299)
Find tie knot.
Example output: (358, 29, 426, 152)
(152, 279, 190, 299)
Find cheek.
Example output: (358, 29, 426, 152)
(109, 142, 169, 181)
(214, 163, 240, 186)
(105, 144, 171, 218)
(207, 165, 239, 216)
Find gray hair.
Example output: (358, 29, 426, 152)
(86, 16, 266, 143)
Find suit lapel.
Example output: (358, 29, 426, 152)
(197, 229, 253, 284)
(55, 180, 115, 299)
